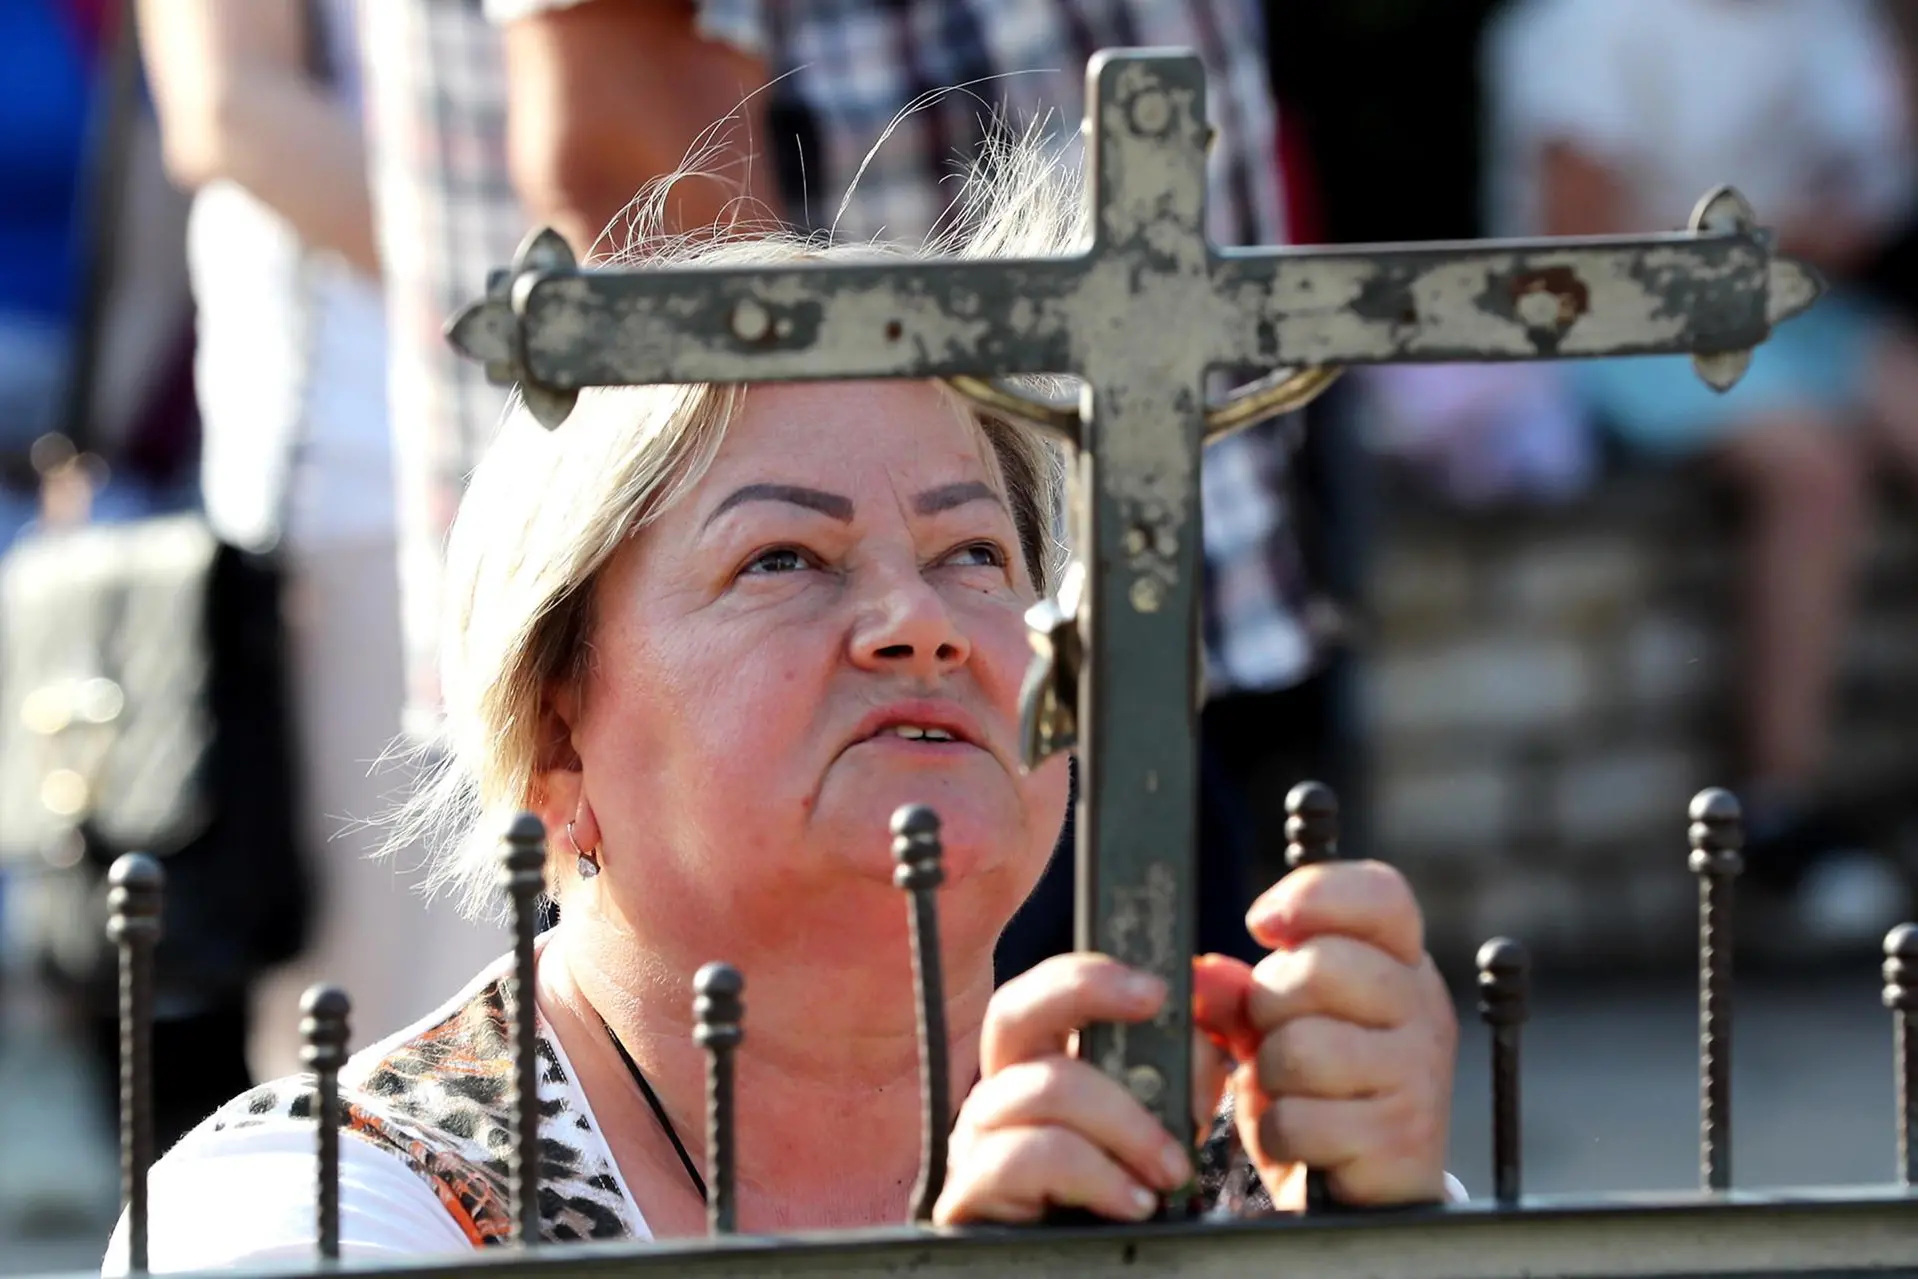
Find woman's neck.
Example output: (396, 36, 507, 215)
(540, 912, 993, 1232)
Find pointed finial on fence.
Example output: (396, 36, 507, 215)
(1284, 781, 1339, 871)
(893, 804, 951, 1222)
(300, 985, 352, 1260)
(1884, 922, 1917, 1186)
(107, 853, 163, 1274)
(694, 962, 745, 1235)
(1688, 788, 1743, 1193)
(1476, 938, 1530, 1205)
(500, 812, 548, 1245)
(1284, 782, 1339, 1212)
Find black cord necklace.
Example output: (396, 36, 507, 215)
(602, 1018, 986, 1215)
(602, 1019, 709, 1205)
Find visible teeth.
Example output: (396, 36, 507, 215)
(886, 725, 955, 741)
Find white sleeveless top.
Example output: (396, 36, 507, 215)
(189, 0, 393, 554)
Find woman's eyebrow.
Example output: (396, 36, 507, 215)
(704, 483, 855, 527)
(913, 480, 1004, 515)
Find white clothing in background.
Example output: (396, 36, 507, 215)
(176, 0, 508, 1080)
(249, 538, 507, 1083)
(1483, 0, 1916, 239)
(188, 183, 394, 552)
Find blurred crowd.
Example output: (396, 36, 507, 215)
(2, 0, 1918, 1217)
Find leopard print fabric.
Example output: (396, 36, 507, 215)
(1196, 1093, 1275, 1218)
(197, 970, 639, 1245)
(191, 968, 1271, 1246)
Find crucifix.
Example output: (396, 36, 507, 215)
(447, 49, 1820, 1195)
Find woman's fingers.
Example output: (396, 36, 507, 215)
(1254, 1015, 1404, 1099)
(1224, 862, 1459, 1210)
(1245, 934, 1425, 1032)
(934, 1126, 1162, 1225)
(1251, 1089, 1449, 1206)
(981, 953, 1165, 1077)
(962, 1058, 1193, 1193)
(1245, 861, 1425, 966)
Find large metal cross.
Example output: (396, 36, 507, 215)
(448, 50, 1819, 1171)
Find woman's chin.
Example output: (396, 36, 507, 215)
(814, 784, 1030, 885)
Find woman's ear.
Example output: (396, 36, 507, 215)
(530, 679, 586, 833)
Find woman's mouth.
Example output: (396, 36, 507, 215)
(873, 724, 960, 743)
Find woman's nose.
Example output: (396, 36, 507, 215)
(848, 566, 973, 679)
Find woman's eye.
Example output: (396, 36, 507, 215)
(742, 546, 813, 576)
(943, 541, 1008, 570)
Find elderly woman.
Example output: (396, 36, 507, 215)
(106, 147, 1459, 1267)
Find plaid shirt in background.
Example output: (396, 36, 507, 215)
(363, 0, 1319, 736)
(357, 0, 523, 738)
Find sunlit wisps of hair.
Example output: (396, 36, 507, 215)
(384, 98, 1085, 921)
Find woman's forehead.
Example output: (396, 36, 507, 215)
(708, 381, 1002, 488)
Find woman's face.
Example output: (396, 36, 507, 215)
(560, 381, 1070, 958)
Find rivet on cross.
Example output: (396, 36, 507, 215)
(448, 49, 1821, 1189)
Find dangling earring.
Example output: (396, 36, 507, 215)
(565, 821, 600, 879)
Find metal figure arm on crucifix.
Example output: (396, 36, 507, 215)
(449, 48, 1819, 1184)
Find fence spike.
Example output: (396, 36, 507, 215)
(1476, 938, 1530, 1204)
(299, 985, 352, 1260)
(106, 853, 163, 1274)
(500, 812, 548, 1244)
(1688, 788, 1743, 1193)
(694, 962, 744, 1235)
(1284, 781, 1340, 1212)
(893, 804, 951, 1222)
(1884, 923, 1917, 1186)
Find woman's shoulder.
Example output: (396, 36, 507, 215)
(104, 1110, 472, 1273)
(159, 968, 642, 1251)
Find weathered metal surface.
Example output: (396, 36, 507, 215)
(50, 1190, 1918, 1279)
(448, 215, 1820, 412)
(443, 45, 1825, 1222)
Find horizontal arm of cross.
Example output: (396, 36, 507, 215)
(450, 201, 1821, 431)
(449, 243, 1089, 409)
(1210, 225, 1822, 370)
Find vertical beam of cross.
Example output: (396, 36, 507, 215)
(1065, 53, 1212, 1178)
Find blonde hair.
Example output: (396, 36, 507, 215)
(396, 130, 1087, 919)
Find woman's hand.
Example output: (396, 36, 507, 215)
(1196, 860, 1457, 1209)
(935, 954, 1196, 1223)
(934, 859, 1456, 1224)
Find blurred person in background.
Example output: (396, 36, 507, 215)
(135, 0, 504, 1084)
(362, 0, 1323, 976)
(0, 1, 103, 542)
(0, 1, 98, 1008)
(1485, 0, 1918, 944)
